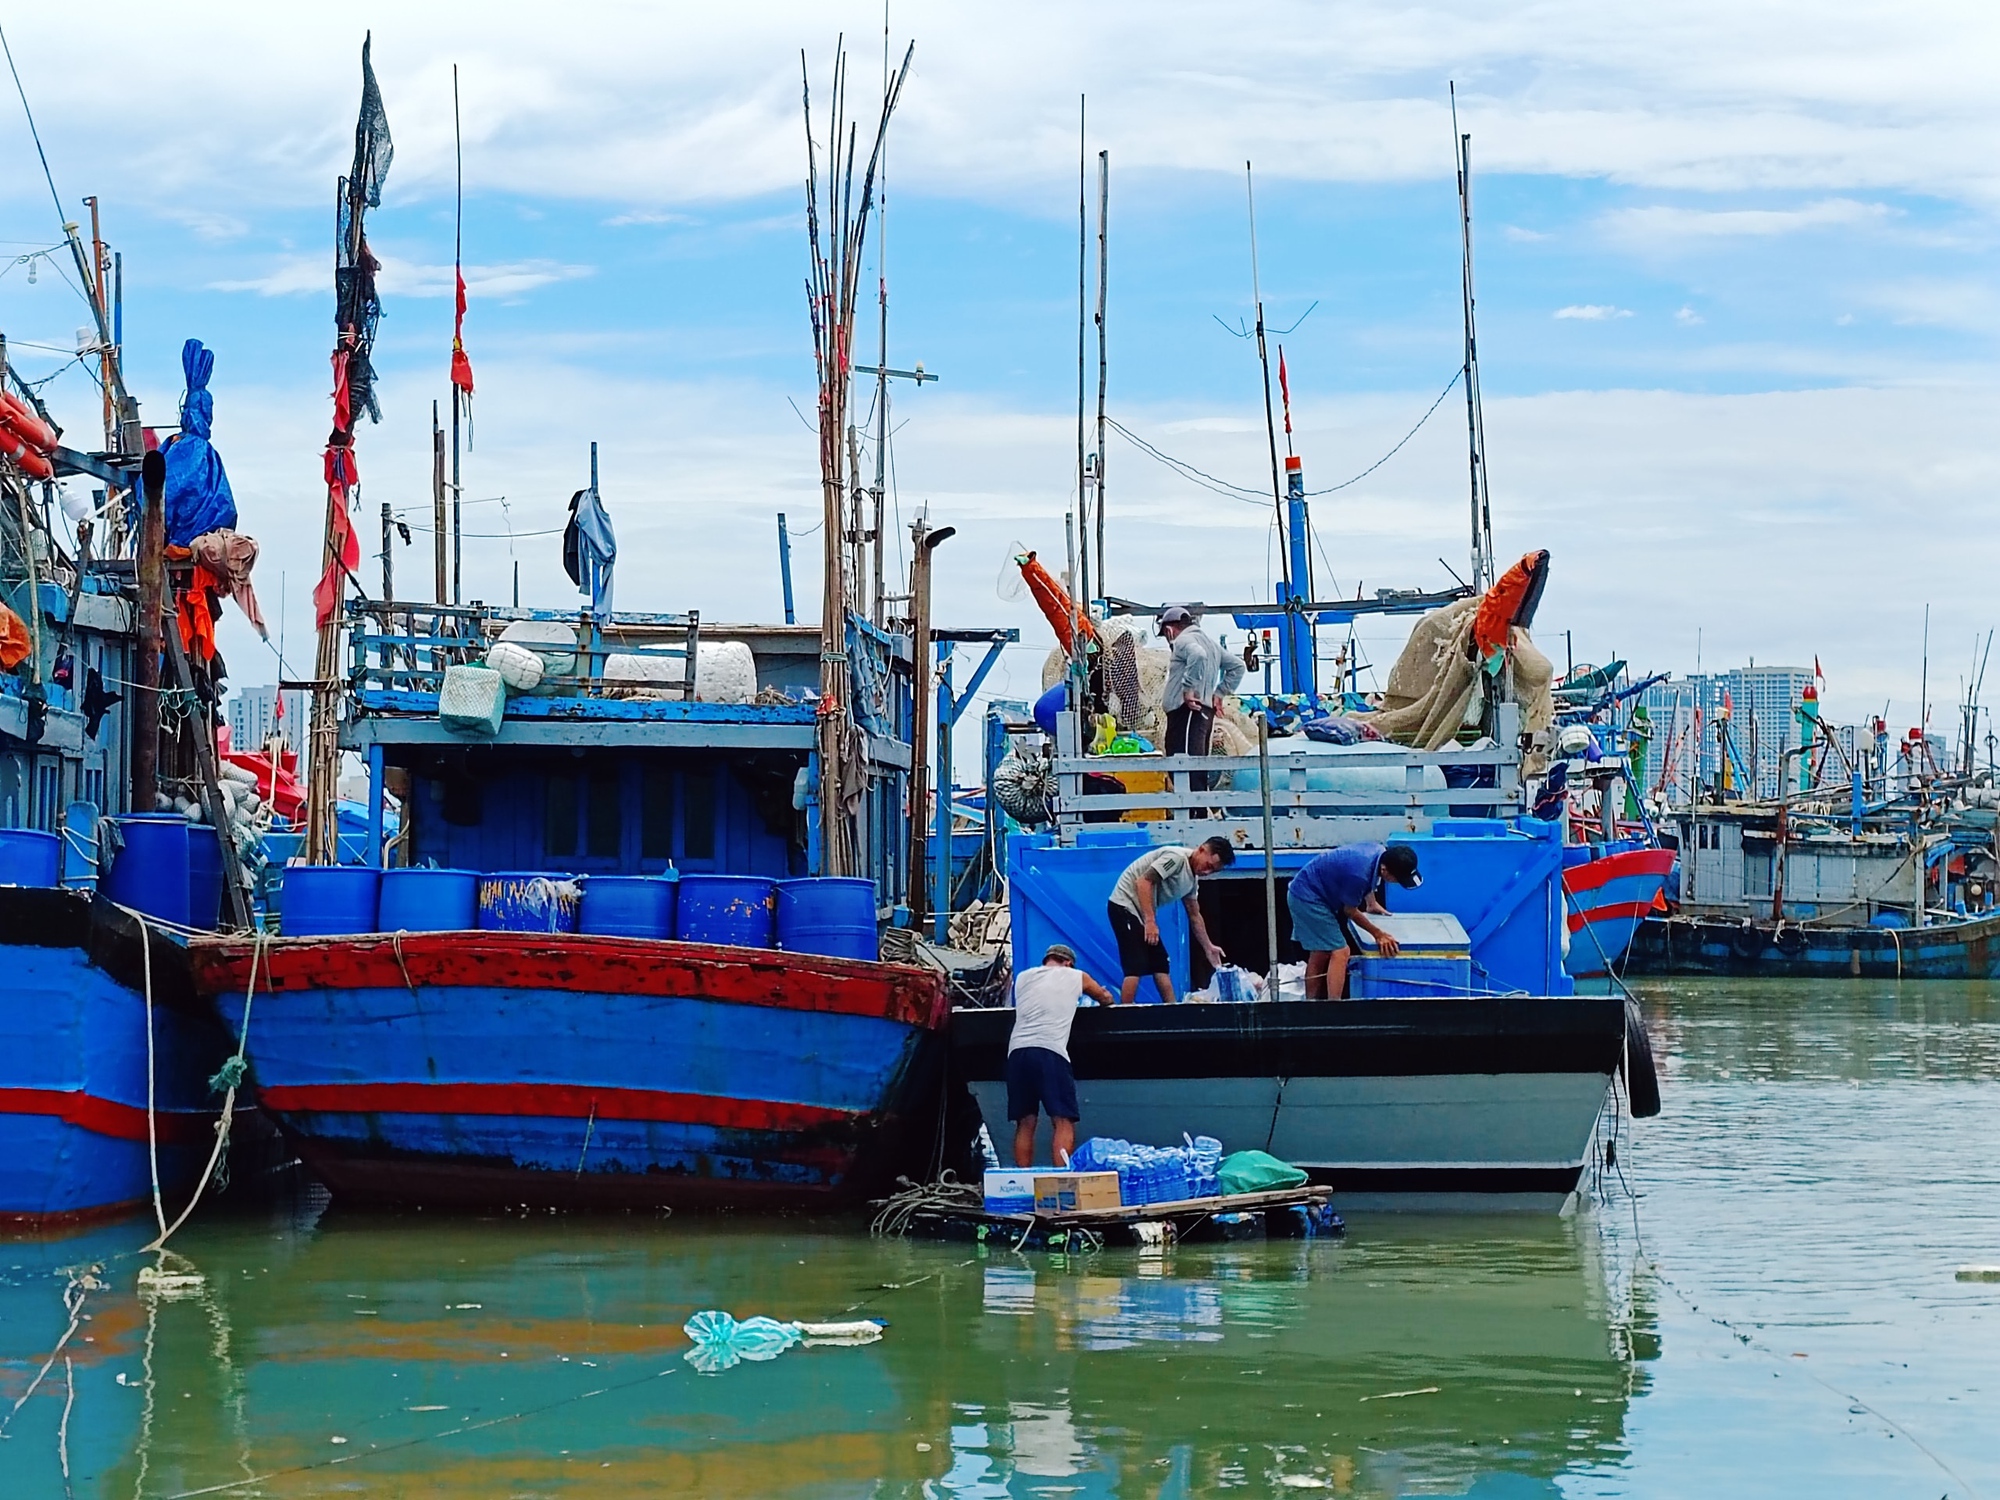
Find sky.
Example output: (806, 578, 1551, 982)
(4, 1, 1998, 770)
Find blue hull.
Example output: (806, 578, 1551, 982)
(188, 930, 949, 1210)
(0, 890, 226, 1223)
(1629, 909, 2000, 979)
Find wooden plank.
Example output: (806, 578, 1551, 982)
(987, 1183, 1333, 1228)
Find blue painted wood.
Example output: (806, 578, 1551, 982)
(0, 937, 222, 1220)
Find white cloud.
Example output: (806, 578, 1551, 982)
(210, 256, 591, 298)
(7, 2, 2000, 219)
(1675, 305, 1704, 324)
(1601, 197, 1897, 242)
(1503, 225, 1551, 243)
(1554, 304, 1633, 320)
(604, 210, 698, 228)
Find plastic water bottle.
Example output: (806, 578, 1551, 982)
(978, 1125, 1002, 1171)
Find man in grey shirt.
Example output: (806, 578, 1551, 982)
(1157, 606, 1244, 792)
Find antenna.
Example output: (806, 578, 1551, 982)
(1094, 148, 1109, 599)
(1452, 83, 1494, 594)
(1076, 95, 1090, 608)
(1244, 162, 1291, 607)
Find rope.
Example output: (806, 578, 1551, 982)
(141, 924, 167, 1239)
(868, 1172, 983, 1237)
(144, 927, 268, 1254)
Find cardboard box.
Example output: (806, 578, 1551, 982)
(983, 1169, 1040, 1213)
(1033, 1171, 1123, 1214)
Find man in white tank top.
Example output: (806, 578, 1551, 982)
(1007, 944, 1113, 1167)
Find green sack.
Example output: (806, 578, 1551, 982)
(1218, 1149, 1308, 1195)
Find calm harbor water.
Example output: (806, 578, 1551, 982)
(4, 978, 1997, 1498)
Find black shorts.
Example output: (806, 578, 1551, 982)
(1006, 1046, 1079, 1122)
(1108, 900, 1171, 978)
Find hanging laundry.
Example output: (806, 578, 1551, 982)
(0, 601, 30, 670)
(163, 339, 239, 546)
(81, 667, 121, 739)
(176, 563, 227, 665)
(190, 529, 268, 638)
(562, 485, 617, 617)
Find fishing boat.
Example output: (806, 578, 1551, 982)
(1627, 798, 2000, 978)
(3, 292, 254, 1222)
(182, 600, 961, 1210)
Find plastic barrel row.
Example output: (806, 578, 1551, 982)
(280, 868, 879, 960)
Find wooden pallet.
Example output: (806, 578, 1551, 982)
(909, 1184, 1339, 1248)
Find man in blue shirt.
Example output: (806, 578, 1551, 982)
(1287, 842, 1422, 999)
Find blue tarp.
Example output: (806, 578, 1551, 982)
(163, 339, 237, 546)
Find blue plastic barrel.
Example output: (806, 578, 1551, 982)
(580, 875, 677, 939)
(675, 874, 776, 948)
(0, 828, 61, 887)
(186, 825, 224, 932)
(478, 872, 580, 933)
(776, 877, 879, 961)
(282, 866, 382, 936)
(379, 868, 479, 932)
(101, 814, 192, 926)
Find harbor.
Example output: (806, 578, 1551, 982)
(3, 6, 1999, 1496)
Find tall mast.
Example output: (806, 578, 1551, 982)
(1075, 96, 1089, 608)
(1094, 150, 1108, 598)
(1245, 163, 1289, 606)
(871, 6, 890, 626)
(1453, 84, 1494, 594)
(451, 64, 465, 603)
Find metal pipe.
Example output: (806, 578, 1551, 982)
(777, 512, 796, 624)
(1258, 712, 1278, 993)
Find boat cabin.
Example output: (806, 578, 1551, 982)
(342, 600, 918, 900)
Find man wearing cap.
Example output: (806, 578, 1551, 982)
(1156, 606, 1244, 792)
(1107, 836, 1235, 1005)
(1007, 944, 1113, 1167)
(1287, 841, 1423, 999)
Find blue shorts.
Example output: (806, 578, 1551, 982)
(1006, 1046, 1079, 1123)
(1287, 886, 1351, 955)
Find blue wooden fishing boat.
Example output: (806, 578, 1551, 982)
(185, 600, 958, 1209)
(0, 888, 227, 1223)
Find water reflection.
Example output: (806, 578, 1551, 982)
(0, 1205, 1649, 1498)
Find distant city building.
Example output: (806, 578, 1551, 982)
(1638, 666, 1814, 801)
(227, 684, 307, 754)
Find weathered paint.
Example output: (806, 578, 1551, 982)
(0, 889, 226, 1222)
(1629, 908, 2000, 979)
(187, 931, 949, 1210)
(1563, 848, 1676, 980)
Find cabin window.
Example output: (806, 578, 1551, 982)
(545, 774, 579, 857)
(587, 766, 622, 858)
(683, 770, 717, 862)
(641, 766, 674, 860)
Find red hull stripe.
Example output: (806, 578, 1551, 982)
(1562, 849, 1676, 896)
(0, 1087, 213, 1145)
(257, 1081, 861, 1133)
(1568, 899, 1658, 933)
(188, 933, 947, 1031)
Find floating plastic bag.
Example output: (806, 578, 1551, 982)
(681, 1310, 883, 1373)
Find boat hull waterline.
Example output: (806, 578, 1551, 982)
(1562, 848, 1675, 981)
(952, 998, 1626, 1214)
(186, 930, 948, 1210)
(1629, 907, 2000, 979)
(0, 889, 226, 1224)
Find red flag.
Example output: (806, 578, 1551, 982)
(314, 352, 363, 628)
(1814, 654, 1823, 682)
(450, 268, 475, 399)
(1277, 346, 1293, 436)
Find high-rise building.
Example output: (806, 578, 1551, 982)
(227, 684, 308, 754)
(1638, 666, 1814, 801)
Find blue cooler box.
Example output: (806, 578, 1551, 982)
(1348, 912, 1473, 998)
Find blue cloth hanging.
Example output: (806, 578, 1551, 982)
(162, 339, 238, 546)
(562, 485, 617, 617)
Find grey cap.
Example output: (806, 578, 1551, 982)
(1044, 943, 1077, 964)
(1157, 605, 1194, 631)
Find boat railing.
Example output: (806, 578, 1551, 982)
(346, 599, 701, 705)
(1048, 717, 1526, 848)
